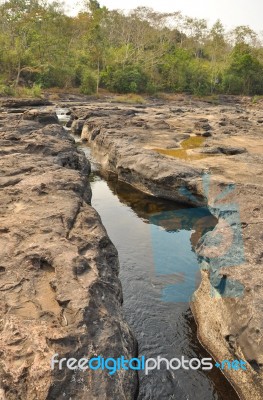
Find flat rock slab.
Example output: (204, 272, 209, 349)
(0, 98, 52, 108)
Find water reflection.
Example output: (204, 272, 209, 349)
(70, 134, 238, 400)
(89, 175, 238, 400)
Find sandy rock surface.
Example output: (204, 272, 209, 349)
(0, 109, 137, 399)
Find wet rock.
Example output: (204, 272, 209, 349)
(65, 112, 78, 128)
(71, 119, 85, 135)
(65, 118, 73, 128)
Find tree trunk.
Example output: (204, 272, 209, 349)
(96, 59, 100, 95)
(14, 59, 21, 88)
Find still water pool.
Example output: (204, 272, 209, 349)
(78, 143, 238, 400)
(56, 99, 239, 400)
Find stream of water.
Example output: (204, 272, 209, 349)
(57, 108, 239, 400)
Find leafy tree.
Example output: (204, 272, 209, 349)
(223, 44, 263, 94)
(231, 25, 257, 46)
(0, 0, 263, 96)
(81, 0, 109, 93)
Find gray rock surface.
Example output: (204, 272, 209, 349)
(0, 110, 137, 399)
(71, 119, 85, 135)
(69, 96, 263, 400)
(0, 98, 52, 108)
(22, 109, 59, 125)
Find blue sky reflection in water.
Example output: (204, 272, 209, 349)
(151, 227, 200, 303)
(150, 207, 216, 303)
(89, 172, 238, 400)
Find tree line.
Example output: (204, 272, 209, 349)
(1, 0, 263, 96)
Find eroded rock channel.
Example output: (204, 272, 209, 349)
(0, 105, 137, 399)
(0, 95, 262, 400)
(65, 95, 263, 400)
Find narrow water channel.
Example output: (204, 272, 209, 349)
(57, 109, 239, 400)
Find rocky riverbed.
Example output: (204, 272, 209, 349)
(0, 94, 262, 400)
(66, 94, 263, 400)
(0, 104, 137, 399)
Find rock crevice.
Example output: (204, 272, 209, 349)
(74, 98, 263, 400)
(0, 109, 137, 400)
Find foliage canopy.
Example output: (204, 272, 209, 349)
(0, 0, 263, 96)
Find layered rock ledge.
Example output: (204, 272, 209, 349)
(0, 109, 137, 399)
(69, 96, 262, 399)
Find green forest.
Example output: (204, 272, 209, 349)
(1, 0, 263, 97)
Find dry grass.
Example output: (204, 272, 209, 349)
(156, 92, 186, 102)
(0, 83, 43, 98)
(111, 93, 146, 104)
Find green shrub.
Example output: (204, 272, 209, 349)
(252, 95, 263, 104)
(0, 83, 42, 98)
(80, 70, 97, 95)
(186, 62, 211, 96)
(101, 65, 148, 93)
(145, 81, 158, 94)
(36, 65, 73, 88)
(30, 83, 42, 97)
(0, 84, 15, 96)
(222, 73, 244, 94)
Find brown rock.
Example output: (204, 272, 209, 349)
(0, 114, 138, 399)
(66, 97, 263, 399)
(1, 98, 52, 108)
(22, 109, 59, 125)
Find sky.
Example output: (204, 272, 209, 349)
(63, 0, 263, 33)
